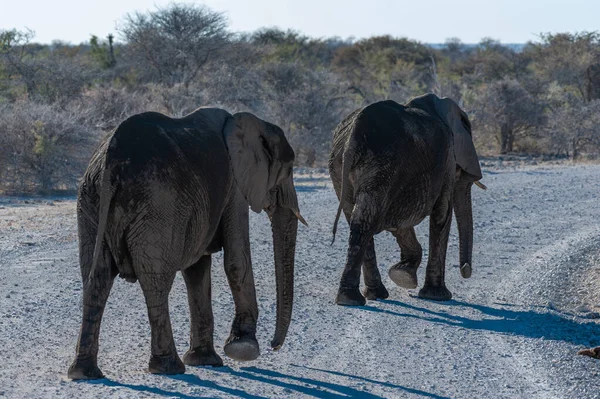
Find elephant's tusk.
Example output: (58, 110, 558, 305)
(474, 180, 487, 190)
(294, 210, 308, 227)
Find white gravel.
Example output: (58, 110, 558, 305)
(1, 162, 600, 398)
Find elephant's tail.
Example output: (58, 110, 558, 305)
(90, 135, 138, 285)
(331, 144, 354, 245)
(86, 157, 118, 288)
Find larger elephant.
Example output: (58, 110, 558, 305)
(68, 108, 306, 379)
(329, 94, 485, 306)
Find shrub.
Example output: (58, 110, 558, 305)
(0, 101, 100, 193)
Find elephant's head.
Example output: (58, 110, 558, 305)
(408, 94, 485, 279)
(223, 112, 306, 350)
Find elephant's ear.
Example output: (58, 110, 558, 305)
(435, 97, 483, 181)
(223, 112, 295, 213)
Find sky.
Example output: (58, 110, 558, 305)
(1, 0, 598, 45)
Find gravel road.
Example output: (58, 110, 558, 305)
(1, 163, 599, 398)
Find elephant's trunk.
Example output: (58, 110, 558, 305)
(270, 205, 298, 350)
(453, 179, 474, 278)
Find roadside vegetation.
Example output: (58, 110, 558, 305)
(2, 3, 600, 193)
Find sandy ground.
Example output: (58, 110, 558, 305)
(1, 162, 600, 398)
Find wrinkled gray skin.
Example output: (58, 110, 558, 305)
(329, 94, 484, 306)
(68, 108, 305, 379)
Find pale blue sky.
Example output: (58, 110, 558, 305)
(1, 0, 598, 44)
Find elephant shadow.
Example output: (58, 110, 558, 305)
(87, 365, 452, 398)
(171, 364, 446, 399)
(204, 366, 452, 399)
(365, 299, 599, 347)
(84, 378, 223, 399)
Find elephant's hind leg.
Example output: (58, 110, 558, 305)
(68, 241, 117, 380)
(388, 227, 422, 289)
(182, 255, 223, 367)
(362, 238, 389, 300)
(336, 194, 378, 306)
(138, 270, 185, 375)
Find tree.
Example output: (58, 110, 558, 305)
(200, 58, 351, 165)
(0, 29, 91, 104)
(545, 97, 600, 158)
(0, 102, 99, 193)
(119, 3, 229, 88)
(90, 34, 117, 69)
(249, 28, 345, 68)
(332, 36, 434, 103)
(476, 79, 543, 153)
(258, 62, 350, 163)
(526, 32, 600, 102)
(0, 28, 39, 98)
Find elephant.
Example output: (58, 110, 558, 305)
(68, 107, 306, 379)
(329, 93, 486, 306)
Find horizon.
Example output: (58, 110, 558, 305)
(1, 0, 598, 45)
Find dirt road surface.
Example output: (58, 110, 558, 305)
(1, 163, 599, 398)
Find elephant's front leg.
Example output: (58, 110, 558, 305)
(221, 200, 260, 361)
(138, 271, 185, 374)
(182, 255, 223, 367)
(362, 238, 389, 300)
(419, 196, 453, 301)
(389, 227, 422, 289)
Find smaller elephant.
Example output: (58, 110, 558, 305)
(329, 94, 486, 306)
(68, 107, 305, 379)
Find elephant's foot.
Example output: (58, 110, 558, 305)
(388, 264, 418, 289)
(68, 356, 104, 380)
(336, 287, 366, 306)
(363, 283, 389, 300)
(418, 284, 452, 301)
(460, 263, 472, 278)
(148, 353, 185, 375)
(224, 336, 260, 361)
(183, 346, 223, 367)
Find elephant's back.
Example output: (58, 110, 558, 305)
(109, 111, 231, 210)
(361, 100, 451, 169)
(341, 101, 453, 221)
(356, 100, 448, 154)
(109, 112, 229, 181)
(329, 100, 451, 196)
(104, 112, 233, 268)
